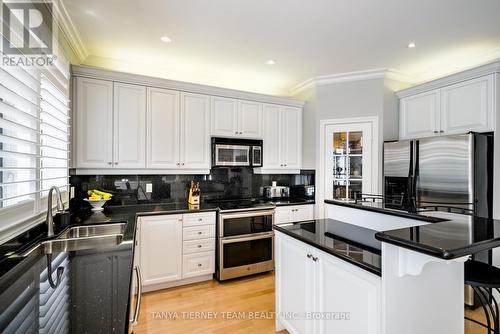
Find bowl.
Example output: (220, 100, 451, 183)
(84, 198, 110, 211)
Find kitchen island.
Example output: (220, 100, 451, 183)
(274, 201, 500, 334)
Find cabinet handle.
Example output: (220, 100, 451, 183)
(176, 163, 180, 166)
(439, 130, 444, 133)
(197, 263, 202, 267)
(433, 131, 439, 134)
(198, 218, 203, 221)
(307, 253, 312, 259)
(198, 231, 202, 235)
(284, 164, 287, 167)
(239, 132, 243, 135)
(114, 162, 118, 165)
(181, 163, 185, 166)
(197, 245, 202, 248)
(108, 162, 112, 165)
(312, 256, 319, 262)
(235, 131, 238, 134)
(280, 164, 283, 167)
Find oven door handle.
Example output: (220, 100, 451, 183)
(221, 232, 274, 244)
(220, 210, 275, 220)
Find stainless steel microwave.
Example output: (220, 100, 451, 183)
(212, 137, 262, 167)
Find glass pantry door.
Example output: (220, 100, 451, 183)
(326, 122, 373, 202)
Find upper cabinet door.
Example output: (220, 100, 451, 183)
(180, 93, 211, 169)
(239, 100, 263, 138)
(75, 77, 114, 168)
(399, 90, 440, 139)
(282, 107, 302, 170)
(441, 74, 495, 135)
(211, 96, 239, 137)
(147, 87, 180, 169)
(262, 104, 282, 169)
(113, 83, 146, 168)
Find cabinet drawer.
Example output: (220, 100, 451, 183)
(182, 251, 215, 278)
(183, 225, 215, 240)
(182, 212, 216, 227)
(183, 238, 215, 254)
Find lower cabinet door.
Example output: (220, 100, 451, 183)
(139, 215, 183, 286)
(276, 233, 315, 334)
(292, 205, 314, 222)
(316, 252, 381, 334)
(274, 207, 292, 225)
(182, 251, 215, 278)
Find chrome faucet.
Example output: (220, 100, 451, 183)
(46, 186, 64, 237)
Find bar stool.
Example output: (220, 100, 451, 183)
(464, 260, 500, 334)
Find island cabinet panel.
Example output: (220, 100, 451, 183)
(316, 249, 381, 334)
(275, 231, 381, 334)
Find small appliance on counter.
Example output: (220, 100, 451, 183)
(263, 182, 290, 199)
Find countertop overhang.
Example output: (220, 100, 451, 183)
(325, 199, 500, 260)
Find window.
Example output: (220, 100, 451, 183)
(0, 52, 70, 234)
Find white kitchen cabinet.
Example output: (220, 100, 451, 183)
(75, 78, 146, 168)
(146, 87, 180, 168)
(441, 75, 495, 135)
(274, 204, 314, 224)
(211, 96, 263, 138)
(146, 89, 210, 170)
(399, 90, 440, 139)
(211, 96, 239, 137)
(256, 105, 302, 173)
(261, 104, 282, 169)
(113, 83, 146, 168)
(139, 214, 183, 286)
(277, 232, 314, 334)
(239, 100, 263, 138)
(180, 93, 211, 169)
(276, 231, 381, 334)
(139, 212, 216, 291)
(282, 107, 302, 169)
(399, 74, 496, 139)
(74, 77, 114, 168)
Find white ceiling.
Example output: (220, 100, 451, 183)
(62, 0, 500, 96)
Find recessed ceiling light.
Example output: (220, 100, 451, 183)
(407, 42, 416, 48)
(160, 36, 172, 43)
(266, 59, 276, 65)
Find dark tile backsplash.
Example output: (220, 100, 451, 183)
(69, 168, 314, 210)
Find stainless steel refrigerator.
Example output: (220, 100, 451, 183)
(383, 132, 494, 306)
(383, 132, 493, 218)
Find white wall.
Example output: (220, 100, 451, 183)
(293, 77, 403, 192)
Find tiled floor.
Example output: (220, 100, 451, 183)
(135, 272, 488, 334)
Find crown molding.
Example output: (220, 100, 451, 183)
(396, 60, 500, 98)
(72, 64, 305, 108)
(289, 68, 414, 96)
(53, 0, 88, 63)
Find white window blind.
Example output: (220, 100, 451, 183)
(0, 51, 70, 233)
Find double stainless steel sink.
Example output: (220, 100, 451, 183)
(22, 222, 127, 256)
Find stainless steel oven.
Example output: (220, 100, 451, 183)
(212, 137, 263, 167)
(217, 209, 274, 280)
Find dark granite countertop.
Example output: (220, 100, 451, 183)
(274, 219, 381, 276)
(0, 202, 219, 334)
(324, 199, 500, 260)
